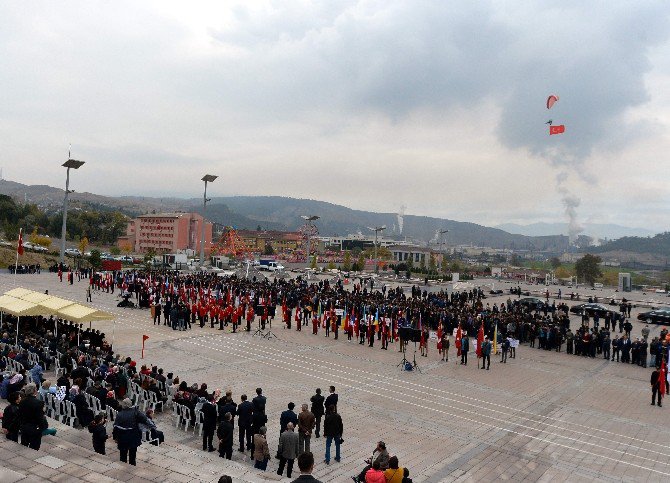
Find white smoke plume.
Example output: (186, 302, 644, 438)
(557, 172, 583, 244)
(397, 204, 406, 235)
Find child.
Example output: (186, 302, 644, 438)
(88, 412, 109, 454)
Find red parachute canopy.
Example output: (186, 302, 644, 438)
(547, 94, 559, 109)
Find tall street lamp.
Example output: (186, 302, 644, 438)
(200, 175, 217, 269)
(439, 229, 449, 272)
(367, 225, 386, 273)
(300, 215, 319, 267)
(60, 158, 85, 264)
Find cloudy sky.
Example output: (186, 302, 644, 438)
(1, 1, 668, 230)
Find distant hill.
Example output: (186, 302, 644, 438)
(591, 232, 670, 258)
(0, 178, 572, 250)
(195, 196, 569, 250)
(496, 222, 656, 240)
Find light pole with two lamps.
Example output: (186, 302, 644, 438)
(60, 158, 85, 264)
(367, 225, 386, 273)
(200, 175, 217, 269)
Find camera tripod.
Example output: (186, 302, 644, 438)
(252, 317, 277, 340)
(397, 340, 421, 372)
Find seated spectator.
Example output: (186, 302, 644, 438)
(7, 373, 24, 395)
(2, 391, 21, 442)
(364, 461, 386, 483)
(383, 456, 405, 483)
(106, 391, 120, 411)
(138, 408, 164, 445)
(70, 386, 94, 427)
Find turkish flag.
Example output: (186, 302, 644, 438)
(549, 125, 565, 135)
(17, 228, 24, 256)
(476, 324, 484, 358)
(661, 361, 667, 398)
(143, 334, 149, 342)
(456, 324, 462, 356)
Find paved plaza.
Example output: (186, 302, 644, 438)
(2, 272, 670, 482)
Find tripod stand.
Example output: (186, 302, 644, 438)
(252, 316, 278, 340)
(396, 340, 409, 369)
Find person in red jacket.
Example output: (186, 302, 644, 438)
(246, 305, 254, 332)
(364, 461, 386, 483)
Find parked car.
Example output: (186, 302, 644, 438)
(517, 297, 547, 310)
(64, 248, 81, 256)
(637, 308, 670, 325)
(569, 303, 614, 318)
(32, 245, 49, 252)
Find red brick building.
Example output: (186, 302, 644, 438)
(117, 212, 213, 254)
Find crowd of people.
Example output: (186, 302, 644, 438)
(0, 283, 415, 482)
(1, 266, 667, 482)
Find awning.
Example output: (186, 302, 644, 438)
(20, 291, 53, 304)
(38, 296, 77, 314)
(3, 288, 35, 299)
(55, 304, 114, 323)
(0, 297, 44, 317)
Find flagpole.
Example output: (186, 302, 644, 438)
(14, 228, 22, 286)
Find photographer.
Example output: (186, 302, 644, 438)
(352, 441, 388, 482)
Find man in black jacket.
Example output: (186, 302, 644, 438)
(252, 387, 266, 414)
(291, 452, 323, 483)
(2, 392, 21, 442)
(237, 394, 254, 452)
(217, 412, 234, 459)
(202, 397, 218, 452)
(18, 384, 45, 450)
(324, 386, 338, 412)
(310, 388, 325, 438)
(323, 405, 343, 465)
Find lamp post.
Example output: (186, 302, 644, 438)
(439, 229, 449, 267)
(368, 225, 386, 273)
(60, 159, 85, 264)
(300, 215, 319, 267)
(200, 175, 218, 269)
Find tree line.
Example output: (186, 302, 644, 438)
(0, 194, 127, 246)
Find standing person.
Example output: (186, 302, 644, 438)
(89, 412, 109, 455)
(217, 412, 234, 459)
(237, 394, 254, 452)
(253, 426, 271, 471)
(480, 336, 491, 370)
(2, 392, 21, 442)
(202, 396, 218, 452)
(651, 366, 664, 407)
(277, 422, 299, 479)
(323, 405, 343, 465)
(325, 386, 338, 411)
(460, 334, 470, 365)
(500, 337, 509, 363)
(310, 388, 325, 438)
(291, 452, 323, 483)
(112, 398, 150, 466)
(18, 383, 46, 451)
(280, 402, 298, 434)
(297, 403, 315, 456)
(440, 333, 449, 362)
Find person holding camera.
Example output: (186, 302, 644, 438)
(352, 441, 389, 482)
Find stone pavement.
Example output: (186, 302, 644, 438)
(2, 273, 670, 482)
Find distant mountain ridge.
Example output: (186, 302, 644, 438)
(0, 178, 570, 250)
(496, 222, 655, 240)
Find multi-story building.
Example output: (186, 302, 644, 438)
(117, 212, 213, 254)
(390, 245, 444, 266)
(236, 230, 303, 254)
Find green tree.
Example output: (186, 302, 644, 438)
(441, 257, 448, 273)
(343, 251, 352, 271)
(575, 254, 602, 285)
(327, 261, 336, 270)
(357, 253, 366, 272)
(144, 248, 157, 270)
(263, 243, 274, 255)
(110, 246, 121, 256)
(310, 255, 318, 269)
(428, 253, 437, 273)
(550, 257, 562, 269)
(89, 249, 102, 270)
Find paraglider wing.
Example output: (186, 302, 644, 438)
(545, 120, 553, 125)
(547, 94, 559, 109)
